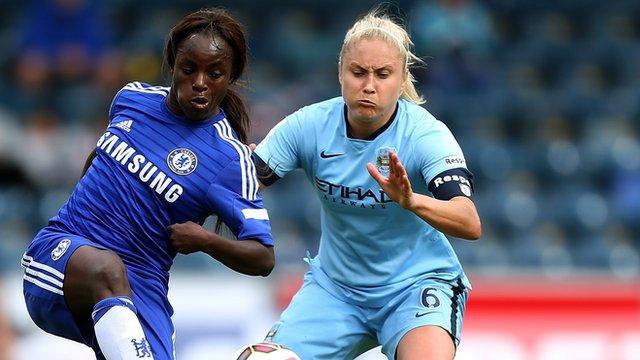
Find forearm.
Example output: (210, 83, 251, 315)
(407, 195, 481, 240)
(199, 231, 275, 276)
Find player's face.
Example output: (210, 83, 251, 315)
(339, 38, 406, 127)
(168, 32, 233, 121)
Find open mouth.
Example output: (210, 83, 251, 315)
(190, 97, 209, 110)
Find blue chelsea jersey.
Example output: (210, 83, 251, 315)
(48, 82, 273, 284)
(255, 97, 470, 306)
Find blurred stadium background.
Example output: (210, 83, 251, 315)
(0, 0, 639, 359)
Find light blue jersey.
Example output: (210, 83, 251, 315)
(255, 97, 470, 307)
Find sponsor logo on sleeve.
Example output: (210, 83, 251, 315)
(444, 156, 466, 166)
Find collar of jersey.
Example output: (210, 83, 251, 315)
(344, 102, 399, 141)
(161, 98, 226, 128)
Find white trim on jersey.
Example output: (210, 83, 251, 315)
(221, 119, 258, 200)
(212, 119, 259, 200)
(21, 254, 65, 295)
(109, 81, 171, 119)
(241, 208, 269, 220)
(123, 81, 170, 97)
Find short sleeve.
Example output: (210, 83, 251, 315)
(205, 159, 273, 246)
(254, 110, 305, 178)
(107, 85, 129, 123)
(415, 120, 468, 185)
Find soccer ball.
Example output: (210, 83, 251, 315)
(232, 342, 301, 360)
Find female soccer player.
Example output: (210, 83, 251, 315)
(252, 10, 482, 360)
(21, 8, 274, 360)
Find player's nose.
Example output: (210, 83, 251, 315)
(192, 73, 207, 92)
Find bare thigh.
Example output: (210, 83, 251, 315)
(63, 246, 132, 329)
(396, 325, 455, 360)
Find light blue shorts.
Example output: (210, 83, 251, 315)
(267, 266, 469, 359)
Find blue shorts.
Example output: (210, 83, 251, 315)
(267, 264, 469, 359)
(22, 228, 176, 359)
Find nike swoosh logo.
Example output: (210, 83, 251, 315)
(320, 150, 344, 159)
(415, 311, 437, 318)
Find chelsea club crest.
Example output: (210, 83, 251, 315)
(51, 239, 71, 261)
(167, 148, 198, 175)
(375, 147, 396, 176)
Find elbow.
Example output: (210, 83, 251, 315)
(243, 260, 273, 277)
(258, 257, 275, 277)
(450, 198, 482, 240)
(466, 218, 482, 240)
(256, 247, 275, 277)
(461, 205, 482, 240)
(454, 217, 482, 240)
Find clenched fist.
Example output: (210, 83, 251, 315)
(167, 221, 211, 254)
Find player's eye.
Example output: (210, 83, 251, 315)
(209, 71, 223, 79)
(181, 66, 194, 75)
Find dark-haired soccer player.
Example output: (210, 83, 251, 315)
(21, 8, 274, 360)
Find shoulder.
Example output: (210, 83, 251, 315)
(263, 97, 343, 139)
(211, 118, 251, 163)
(400, 100, 452, 138)
(109, 81, 170, 119)
(290, 97, 344, 122)
(115, 81, 169, 102)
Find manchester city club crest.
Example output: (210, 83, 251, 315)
(167, 148, 198, 175)
(51, 239, 71, 261)
(375, 147, 396, 176)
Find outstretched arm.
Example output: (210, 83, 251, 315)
(367, 152, 481, 240)
(168, 221, 275, 276)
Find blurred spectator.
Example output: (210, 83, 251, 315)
(14, 108, 99, 190)
(17, 109, 69, 189)
(10, 0, 123, 121)
(0, 292, 14, 360)
(16, 0, 115, 84)
(411, 0, 496, 94)
(412, 0, 494, 58)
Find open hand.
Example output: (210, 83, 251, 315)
(366, 151, 415, 209)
